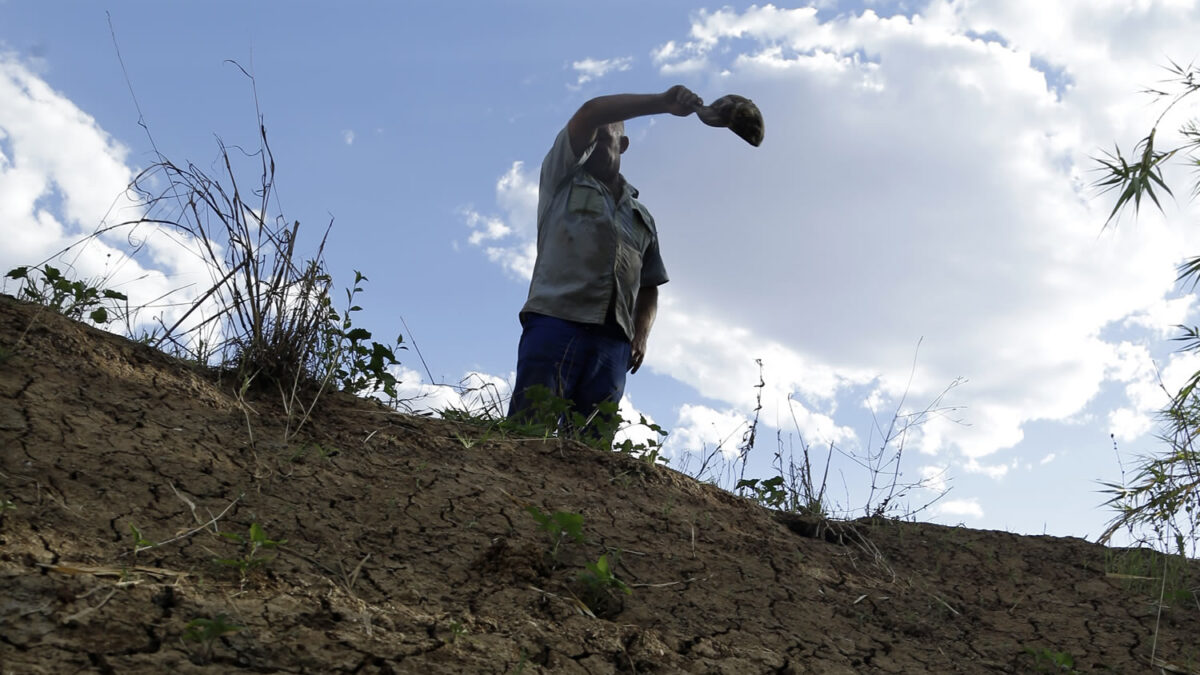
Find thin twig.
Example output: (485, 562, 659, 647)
(124, 495, 242, 556)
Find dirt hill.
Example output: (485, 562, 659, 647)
(1, 293, 1198, 674)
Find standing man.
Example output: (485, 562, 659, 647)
(508, 85, 704, 429)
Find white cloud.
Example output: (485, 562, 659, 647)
(0, 52, 212, 331)
(933, 498, 984, 519)
(1121, 295, 1196, 338)
(665, 403, 753, 458)
(461, 161, 538, 279)
(392, 366, 514, 417)
(342, 129, 355, 145)
(614, 395, 666, 451)
(634, 2, 1200, 464)
(963, 458, 1009, 480)
(919, 464, 949, 493)
(570, 56, 633, 89)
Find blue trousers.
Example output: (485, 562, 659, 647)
(508, 313, 631, 423)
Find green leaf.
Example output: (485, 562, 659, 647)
(552, 511, 585, 543)
(89, 307, 109, 324)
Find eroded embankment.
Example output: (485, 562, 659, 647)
(1, 294, 1198, 674)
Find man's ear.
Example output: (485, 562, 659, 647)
(619, 136, 630, 154)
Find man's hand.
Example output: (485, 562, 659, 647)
(662, 85, 703, 117)
(629, 334, 648, 374)
(629, 285, 658, 374)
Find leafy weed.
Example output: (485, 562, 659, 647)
(183, 614, 243, 663)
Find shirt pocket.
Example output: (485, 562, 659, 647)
(567, 183, 606, 216)
(631, 203, 656, 250)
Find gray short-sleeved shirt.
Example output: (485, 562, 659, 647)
(520, 126, 669, 342)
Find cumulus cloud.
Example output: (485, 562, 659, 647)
(934, 498, 984, 519)
(460, 161, 539, 280)
(342, 129, 355, 145)
(633, 2, 1200, 463)
(664, 403, 753, 458)
(0, 52, 211, 329)
(570, 56, 633, 89)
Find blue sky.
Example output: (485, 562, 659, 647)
(4, 1, 1200, 546)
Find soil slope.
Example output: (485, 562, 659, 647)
(1, 293, 1198, 674)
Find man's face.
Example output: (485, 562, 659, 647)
(584, 122, 626, 183)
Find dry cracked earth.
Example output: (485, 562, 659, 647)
(1, 292, 1199, 674)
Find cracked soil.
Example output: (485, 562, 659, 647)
(1, 293, 1199, 674)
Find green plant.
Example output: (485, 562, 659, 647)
(129, 523, 154, 553)
(216, 522, 286, 577)
(319, 270, 404, 398)
(612, 413, 669, 464)
(576, 552, 632, 616)
(737, 476, 790, 510)
(1023, 646, 1080, 674)
(1, 499, 15, 513)
(446, 619, 467, 643)
(5, 264, 128, 325)
(182, 614, 243, 663)
(1094, 61, 1200, 557)
(1105, 546, 1199, 606)
(579, 552, 631, 596)
(1094, 60, 1200, 558)
(526, 505, 584, 560)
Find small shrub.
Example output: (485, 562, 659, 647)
(576, 552, 631, 617)
(216, 522, 285, 578)
(318, 270, 404, 398)
(6, 264, 128, 325)
(526, 505, 584, 561)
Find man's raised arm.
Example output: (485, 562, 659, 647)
(567, 86, 703, 156)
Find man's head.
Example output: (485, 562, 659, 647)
(583, 121, 629, 185)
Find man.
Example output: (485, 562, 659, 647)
(508, 85, 704, 428)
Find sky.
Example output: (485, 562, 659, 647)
(3, 0, 1200, 547)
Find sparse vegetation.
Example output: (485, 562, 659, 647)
(1094, 59, 1200, 558)
(699, 356, 955, 523)
(1106, 546, 1200, 607)
(5, 264, 129, 326)
(442, 383, 668, 462)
